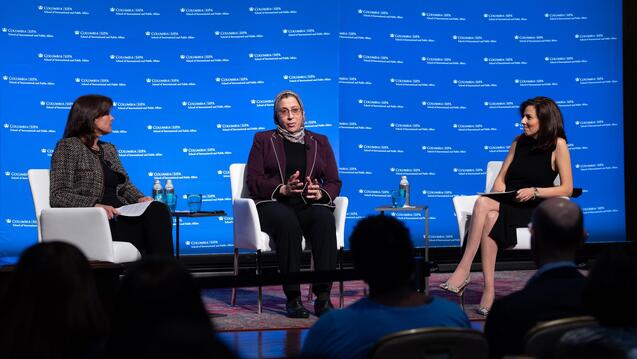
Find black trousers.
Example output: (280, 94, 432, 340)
(257, 201, 337, 300)
(109, 201, 174, 257)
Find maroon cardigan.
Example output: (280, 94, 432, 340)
(246, 130, 341, 207)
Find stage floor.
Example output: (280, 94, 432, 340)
(209, 269, 537, 358)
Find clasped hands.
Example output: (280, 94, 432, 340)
(280, 170, 323, 200)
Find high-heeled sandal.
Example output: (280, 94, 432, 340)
(476, 306, 490, 317)
(439, 276, 470, 295)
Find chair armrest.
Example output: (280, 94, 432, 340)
(232, 198, 266, 250)
(40, 207, 115, 262)
(452, 195, 479, 246)
(333, 196, 349, 249)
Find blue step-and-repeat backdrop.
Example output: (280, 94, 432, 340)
(0, 1, 625, 257)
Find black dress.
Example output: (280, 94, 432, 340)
(489, 135, 558, 247)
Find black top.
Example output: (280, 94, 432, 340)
(93, 145, 124, 207)
(504, 135, 557, 191)
(280, 139, 307, 208)
(489, 135, 558, 247)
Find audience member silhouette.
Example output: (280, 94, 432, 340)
(302, 215, 470, 359)
(556, 245, 637, 359)
(105, 256, 235, 359)
(484, 198, 589, 358)
(0, 241, 107, 359)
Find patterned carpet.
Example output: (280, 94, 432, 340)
(203, 270, 535, 332)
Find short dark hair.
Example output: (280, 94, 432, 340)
(0, 242, 106, 358)
(519, 96, 567, 151)
(63, 94, 113, 147)
(350, 215, 415, 292)
(583, 245, 637, 326)
(531, 198, 585, 253)
(107, 257, 234, 358)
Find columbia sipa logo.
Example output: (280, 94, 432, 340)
(110, 8, 115, 12)
(147, 172, 154, 176)
(180, 8, 185, 13)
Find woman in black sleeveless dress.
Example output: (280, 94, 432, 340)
(440, 97, 574, 315)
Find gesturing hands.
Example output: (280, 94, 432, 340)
(280, 170, 304, 196)
(279, 171, 323, 201)
(304, 176, 323, 201)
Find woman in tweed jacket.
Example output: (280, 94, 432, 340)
(50, 94, 173, 256)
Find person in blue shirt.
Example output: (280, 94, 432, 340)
(302, 215, 471, 359)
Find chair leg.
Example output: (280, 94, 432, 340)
(257, 249, 263, 314)
(460, 291, 466, 311)
(231, 248, 239, 306)
(338, 247, 344, 309)
(307, 252, 315, 302)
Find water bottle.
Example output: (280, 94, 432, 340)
(152, 179, 165, 202)
(165, 179, 176, 212)
(399, 175, 410, 207)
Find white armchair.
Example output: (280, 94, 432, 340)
(452, 161, 564, 250)
(27, 169, 141, 263)
(229, 163, 348, 313)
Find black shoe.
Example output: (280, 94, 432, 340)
(314, 299, 335, 317)
(286, 297, 310, 319)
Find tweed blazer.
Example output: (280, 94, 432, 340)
(50, 137, 144, 208)
(246, 130, 341, 207)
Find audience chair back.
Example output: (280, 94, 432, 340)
(27, 169, 140, 263)
(370, 327, 488, 359)
(524, 316, 598, 359)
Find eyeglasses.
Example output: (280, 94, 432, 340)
(278, 107, 302, 117)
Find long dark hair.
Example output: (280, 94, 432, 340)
(0, 242, 107, 359)
(63, 94, 113, 147)
(519, 96, 567, 151)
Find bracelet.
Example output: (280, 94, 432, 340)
(532, 187, 539, 200)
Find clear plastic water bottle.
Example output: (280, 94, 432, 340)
(152, 179, 165, 202)
(165, 179, 176, 212)
(399, 175, 410, 207)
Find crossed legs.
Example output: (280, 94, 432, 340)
(444, 196, 500, 310)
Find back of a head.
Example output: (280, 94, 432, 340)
(350, 215, 415, 292)
(583, 245, 637, 327)
(0, 241, 105, 359)
(531, 198, 585, 257)
(107, 257, 234, 359)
